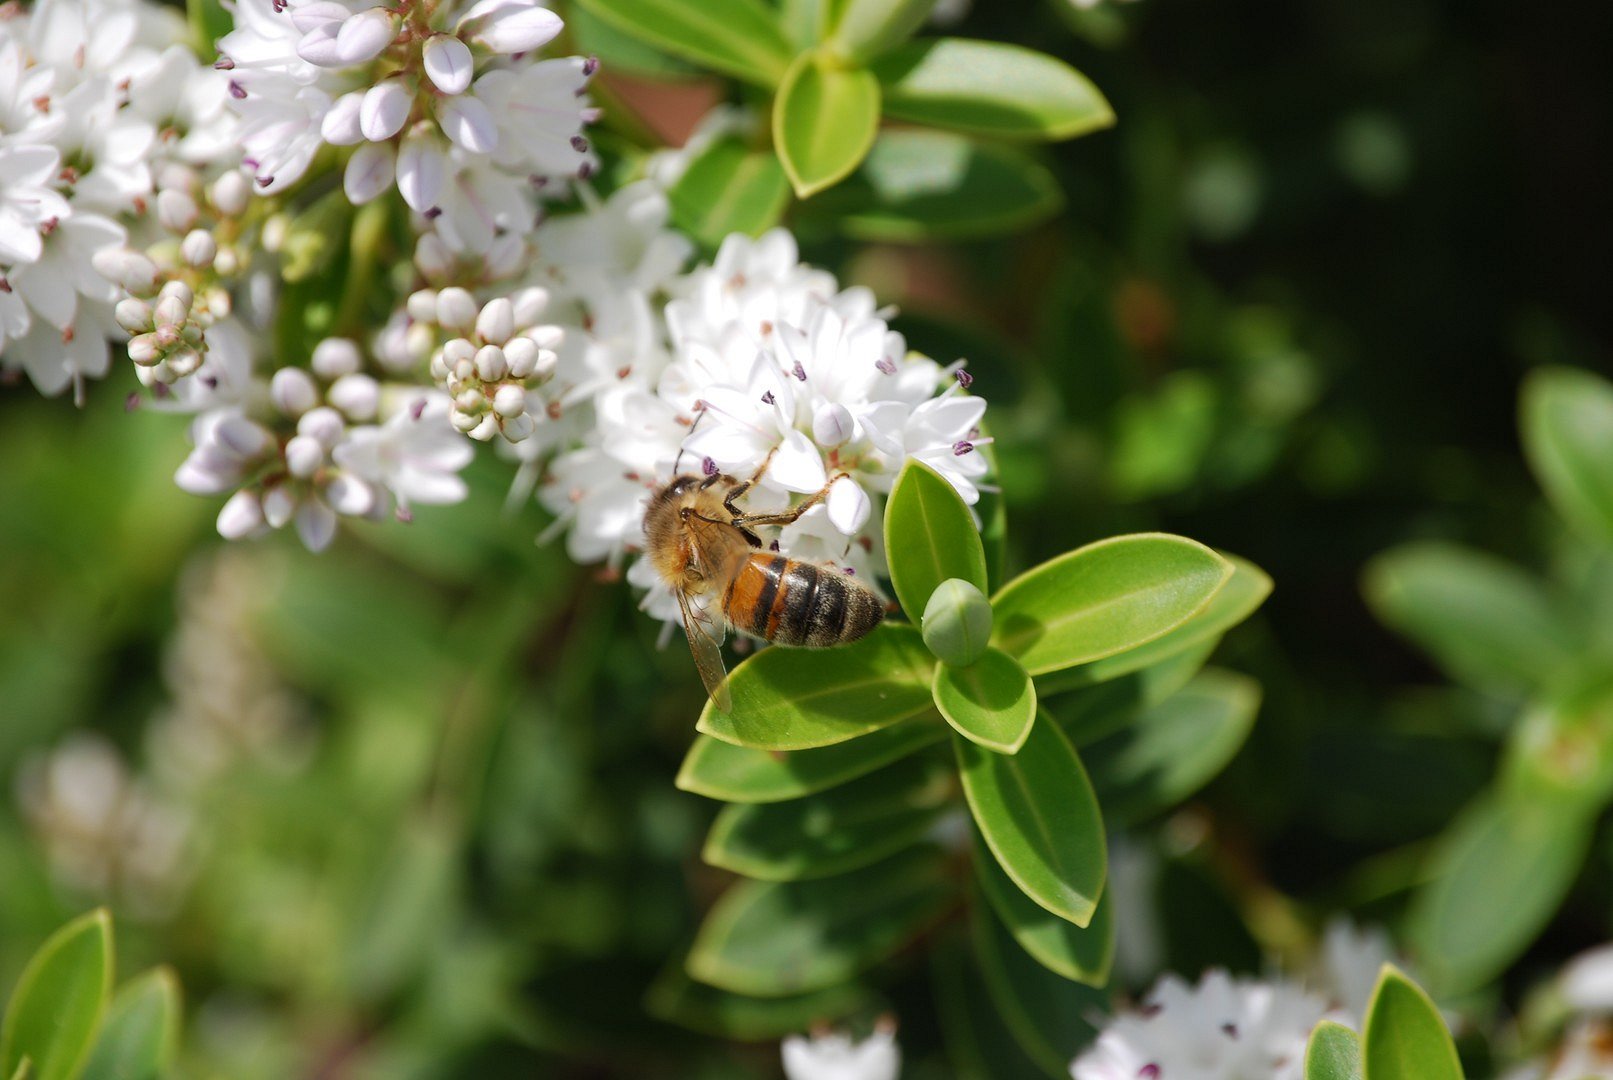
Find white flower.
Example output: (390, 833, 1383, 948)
(1505, 1019, 1613, 1080)
(334, 390, 474, 511)
(43, 77, 156, 214)
(1313, 920, 1398, 1020)
(1072, 970, 1333, 1080)
(782, 1028, 901, 1080)
(0, 145, 71, 264)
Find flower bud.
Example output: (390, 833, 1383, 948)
(203, 284, 232, 319)
(156, 189, 198, 234)
(422, 34, 473, 95)
(216, 416, 273, 460)
(328, 373, 379, 420)
(321, 91, 365, 145)
(262, 484, 297, 529)
(526, 323, 564, 350)
(210, 170, 252, 217)
(153, 294, 189, 330)
(463, 2, 562, 54)
(217, 489, 265, 540)
(450, 409, 480, 432)
(532, 349, 558, 382)
(492, 383, 525, 418)
(156, 162, 199, 195)
(298, 406, 346, 448)
(344, 142, 394, 205)
(502, 413, 535, 442)
(284, 434, 325, 478)
(474, 344, 508, 382)
(414, 233, 453, 280)
(312, 338, 363, 379)
(476, 297, 514, 346)
(167, 345, 202, 377)
(468, 414, 499, 441)
(404, 322, 435, 362)
(812, 403, 855, 448)
(441, 337, 476, 366)
(436, 287, 477, 332)
(91, 247, 160, 296)
(359, 79, 410, 142)
(406, 289, 440, 324)
(181, 229, 218, 268)
(325, 474, 376, 516)
(455, 387, 486, 412)
(270, 367, 319, 418)
(115, 298, 153, 334)
(921, 578, 994, 668)
(503, 336, 537, 378)
(127, 333, 162, 365)
(335, 7, 397, 64)
(213, 245, 240, 275)
(262, 213, 289, 253)
(158, 280, 194, 310)
(510, 286, 550, 326)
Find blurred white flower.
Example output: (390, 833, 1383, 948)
(782, 1027, 901, 1080)
(334, 390, 474, 512)
(1313, 919, 1398, 1020)
(1073, 970, 1332, 1080)
(1504, 1019, 1613, 1080)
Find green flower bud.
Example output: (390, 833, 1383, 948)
(921, 578, 993, 667)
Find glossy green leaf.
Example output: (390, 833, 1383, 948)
(646, 958, 872, 1040)
(1361, 966, 1462, 1080)
(956, 715, 1105, 926)
(1409, 794, 1592, 994)
(1057, 636, 1221, 747)
(970, 888, 1106, 1075)
(1521, 366, 1613, 546)
(934, 648, 1037, 754)
(702, 756, 950, 880)
(667, 136, 791, 249)
(1306, 1020, 1363, 1080)
(80, 969, 180, 1080)
(1038, 554, 1269, 693)
(571, 0, 792, 86)
(932, 940, 1047, 1080)
(885, 458, 989, 619)
(773, 51, 881, 198)
(687, 847, 953, 996)
(697, 625, 936, 750)
(1085, 669, 1261, 824)
(676, 714, 946, 803)
(822, 0, 936, 61)
(567, 6, 698, 79)
(992, 534, 1234, 678)
(873, 38, 1114, 141)
(973, 830, 1113, 986)
(1364, 542, 1576, 693)
(1, 910, 113, 1080)
(805, 130, 1063, 242)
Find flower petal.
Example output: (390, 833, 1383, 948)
(438, 93, 497, 153)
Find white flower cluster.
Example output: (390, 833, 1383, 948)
(1073, 922, 1406, 1080)
(0, 0, 235, 398)
(782, 1025, 901, 1080)
(218, 0, 594, 253)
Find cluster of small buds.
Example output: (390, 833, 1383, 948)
(419, 286, 563, 443)
(117, 281, 207, 387)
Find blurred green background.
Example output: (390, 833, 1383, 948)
(3, 0, 1611, 1075)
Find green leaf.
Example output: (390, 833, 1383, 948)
(667, 135, 791, 249)
(822, 0, 937, 61)
(772, 51, 881, 198)
(1306, 1020, 1363, 1080)
(568, 6, 700, 79)
(1, 910, 114, 1080)
(1504, 678, 1613, 810)
(1521, 366, 1613, 546)
(934, 648, 1038, 754)
(956, 715, 1105, 926)
(687, 847, 953, 996)
(885, 458, 989, 620)
(1361, 966, 1463, 1080)
(1057, 636, 1221, 747)
(873, 38, 1114, 141)
(972, 830, 1112, 986)
(702, 756, 950, 880)
(646, 958, 872, 1040)
(804, 130, 1064, 241)
(696, 624, 936, 751)
(1364, 542, 1576, 693)
(571, 0, 793, 86)
(80, 969, 180, 1080)
(1084, 669, 1261, 824)
(992, 534, 1234, 678)
(1409, 793, 1592, 994)
(1038, 554, 1269, 693)
(970, 888, 1106, 1075)
(677, 715, 946, 803)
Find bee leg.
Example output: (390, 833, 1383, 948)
(722, 448, 780, 515)
(729, 474, 847, 528)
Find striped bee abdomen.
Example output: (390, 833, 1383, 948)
(723, 554, 884, 647)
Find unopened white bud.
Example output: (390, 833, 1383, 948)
(134, 363, 161, 388)
(285, 434, 325, 478)
(414, 234, 453, 280)
(492, 384, 526, 418)
(270, 367, 319, 417)
(526, 324, 564, 351)
(181, 229, 218, 268)
(203, 285, 232, 319)
(91, 247, 160, 296)
(127, 333, 161, 364)
(441, 337, 476, 366)
(311, 337, 363, 379)
(298, 406, 346, 448)
(812, 403, 855, 448)
(436, 287, 477, 331)
(406, 289, 440, 324)
(476, 297, 514, 346)
(158, 280, 194, 309)
(217, 489, 265, 540)
(325, 474, 376, 517)
(532, 349, 557, 382)
(455, 387, 486, 412)
(429, 352, 450, 382)
(404, 322, 434, 362)
(510, 286, 550, 326)
(468, 414, 499, 441)
(262, 484, 297, 529)
(450, 409, 480, 432)
(474, 344, 508, 382)
(156, 189, 198, 234)
(216, 416, 273, 459)
(153, 294, 189, 330)
(167, 346, 202, 377)
(115, 298, 153, 334)
(213, 245, 240, 275)
(501, 413, 535, 442)
(210, 170, 252, 217)
(262, 214, 289, 252)
(502, 336, 537, 378)
(328, 373, 379, 420)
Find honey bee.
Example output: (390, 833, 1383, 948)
(644, 466, 884, 712)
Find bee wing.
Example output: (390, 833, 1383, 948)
(676, 588, 733, 713)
